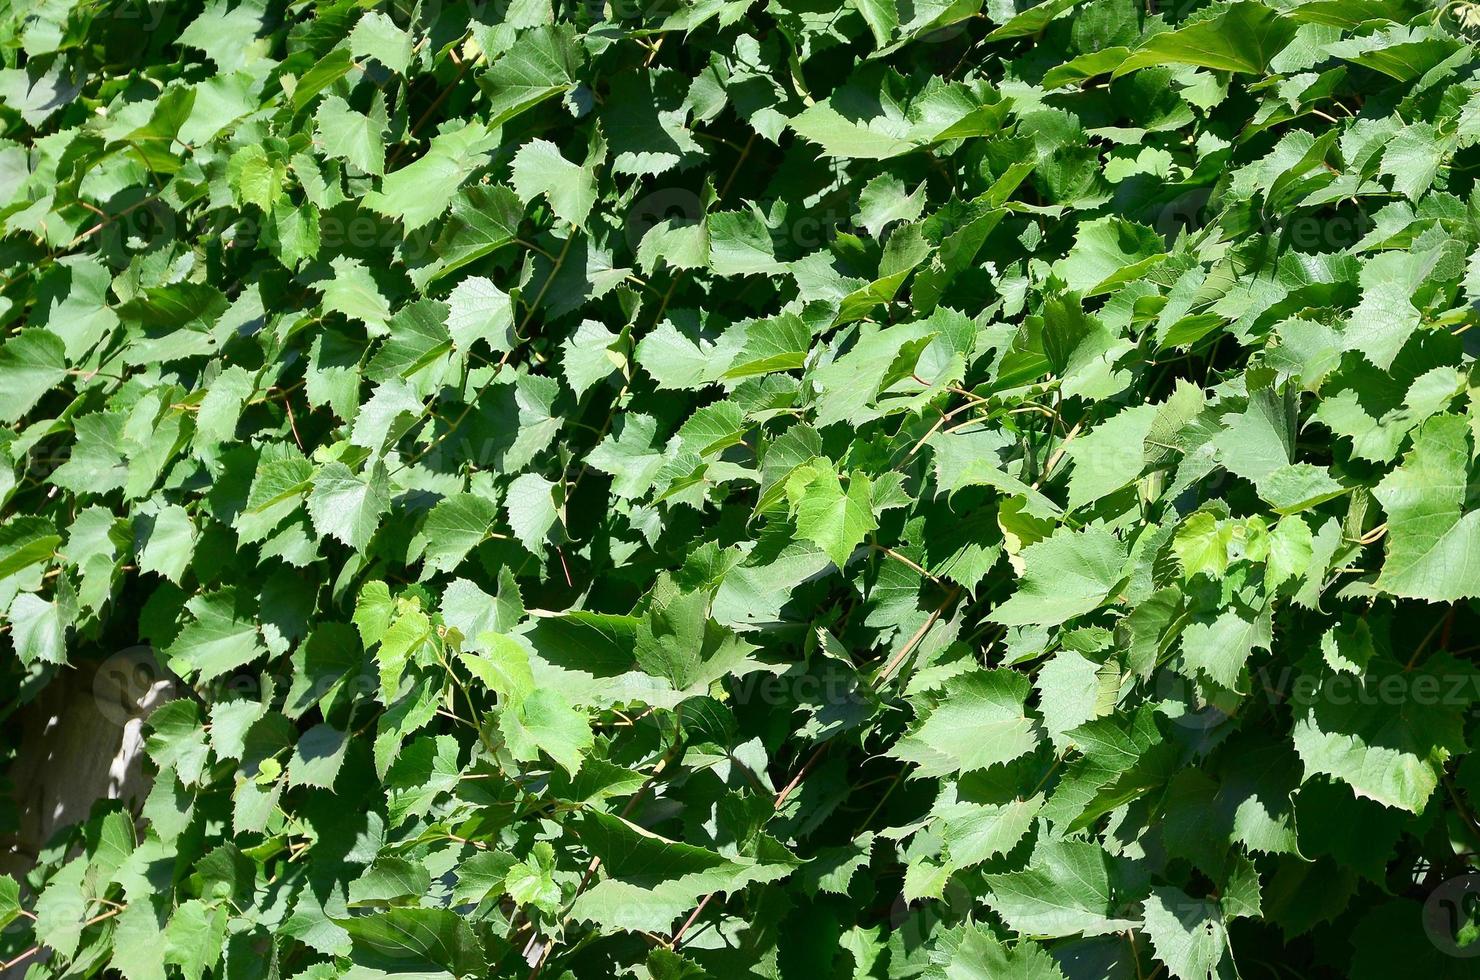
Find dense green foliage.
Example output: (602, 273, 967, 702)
(6, 0, 1480, 976)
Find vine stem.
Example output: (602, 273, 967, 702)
(396, 224, 577, 475)
(876, 586, 961, 685)
(1444, 773, 1480, 848)
(528, 718, 685, 978)
(670, 585, 960, 949)
(871, 543, 941, 584)
(1035, 419, 1082, 488)
(645, 131, 757, 332)
(3, 907, 123, 970)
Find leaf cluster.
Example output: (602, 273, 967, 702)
(4, 0, 1480, 978)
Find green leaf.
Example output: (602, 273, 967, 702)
(634, 587, 761, 692)
(569, 812, 798, 933)
(504, 472, 559, 556)
(1292, 654, 1473, 813)
(112, 900, 168, 980)
(0, 516, 61, 579)
(1114, 1, 1296, 76)
(350, 11, 413, 75)
(602, 69, 702, 176)
(560, 320, 622, 397)
(445, 276, 515, 353)
(385, 735, 462, 825)
(136, 503, 196, 584)
(8, 4, 1480, 977)
(479, 24, 580, 128)
(337, 908, 484, 978)
(1052, 217, 1164, 295)
(288, 723, 349, 790)
(934, 925, 1068, 979)
(460, 632, 534, 701)
(789, 464, 878, 570)
(506, 842, 562, 913)
(419, 492, 497, 573)
(1141, 887, 1234, 980)
(364, 124, 498, 231)
(164, 899, 228, 980)
(1064, 404, 1156, 511)
(989, 526, 1126, 627)
(0, 876, 20, 931)
(164, 588, 266, 682)
(322, 256, 392, 332)
(406, 184, 524, 288)
(0, 328, 66, 422)
(510, 138, 599, 228)
(983, 838, 1138, 938)
(499, 687, 592, 776)
(988, 0, 1079, 38)
(789, 70, 1007, 159)
(315, 95, 387, 175)
(938, 795, 1043, 870)
(890, 670, 1041, 777)
(707, 208, 784, 276)
(308, 461, 391, 552)
(1172, 512, 1234, 580)
(1373, 415, 1480, 601)
(1180, 599, 1272, 690)
(11, 586, 75, 663)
